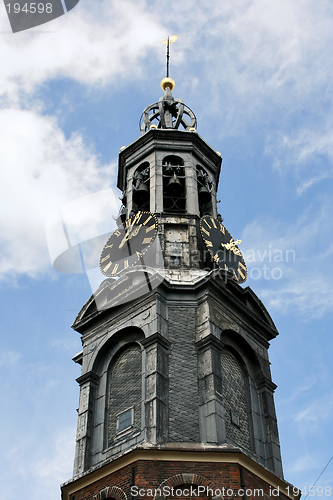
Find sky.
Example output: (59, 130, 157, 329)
(0, 0, 333, 498)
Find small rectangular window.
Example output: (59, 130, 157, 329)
(117, 408, 133, 433)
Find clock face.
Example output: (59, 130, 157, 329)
(100, 211, 158, 277)
(200, 215, 247, 284)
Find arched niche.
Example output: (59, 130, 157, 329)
(88, 327, 146, 464)
(221, 347, 252, 451)
(162, 155, 186, 213)
(197, 165, 213, 217)
(107, 343, 142, 445)
(220, 330, 266, 456)
(132, 161, 150, 212)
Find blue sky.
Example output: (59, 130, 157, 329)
(0, 0, 333, 498)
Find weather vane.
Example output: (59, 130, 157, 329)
(162, 35, 177, 78)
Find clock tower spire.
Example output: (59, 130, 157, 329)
(61, 70, 299, 500)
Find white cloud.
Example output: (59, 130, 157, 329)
(157, 0, 333, 123)
(288, 453, 322, 474)
(33, 427, 76, 487)
(266, 128, 333, 194)
(241, 197, 333, 318)
(1, 427, 76, 500)
(0, 350, 21, 367)
(0, 0, 165, 101)
(295, 394, 333, 431)
(149, 0, 333, 195)
(0, 107, 115, 281)
(281, 377, 318, 404)
(259, 278, 333, 319)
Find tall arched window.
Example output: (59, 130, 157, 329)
(108, 344, 142, 445)
(221, 349, 251, 451)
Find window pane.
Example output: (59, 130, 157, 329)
(118, 410, 132, 431)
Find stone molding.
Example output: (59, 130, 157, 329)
(195, 334, 224, 352)
(256, 377, 277, 393)
(141, 332, 171, 350)
(76, 371, 100, 386)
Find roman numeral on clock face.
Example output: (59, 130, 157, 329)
(100, 254, 110, 263)
(142, 237, 153, 245)
(204, 239, 213, 247)
(111, 264, 119, 275)
(238, 267, 246, 280)
(219, 223, 225, 234)
(142, 215, 152, 225)
(202, 227, 210, 236)
(103, 261, 112, 273)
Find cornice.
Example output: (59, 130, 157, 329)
(61, 447, 300, 500)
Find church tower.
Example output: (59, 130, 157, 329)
(61, 74, 299, 500)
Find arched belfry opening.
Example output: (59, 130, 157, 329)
(197, 165, 213, 217)
(163, 155, 186, 213)
(132, 162, 150, 212)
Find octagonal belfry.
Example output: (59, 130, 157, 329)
(61, 81, 299, 500)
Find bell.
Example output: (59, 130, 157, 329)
(133, 182, 149, 206)
(166, 173, 183, 197)
(134, 172, 144, 183)
(198, 185, 211, 204)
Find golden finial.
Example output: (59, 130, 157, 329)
(160, 77, 175, 91)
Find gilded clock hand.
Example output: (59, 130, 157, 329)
(222, 238, 242, 256)
(118, 224, 143, 249)
(125, 211, 141, 231)
(118, 212, 143, 249)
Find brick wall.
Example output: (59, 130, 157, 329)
(68, 459, 290, 500)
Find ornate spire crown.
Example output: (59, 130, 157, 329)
(139, 36, 197, 134)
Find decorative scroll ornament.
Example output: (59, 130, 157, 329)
(140, 86, 197, 134)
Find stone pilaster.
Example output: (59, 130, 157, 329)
(141, 333, 170, 444)
(257, 377, 283, 477)
(74, 371, 99, 475)
(196, 334, 225, 444)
